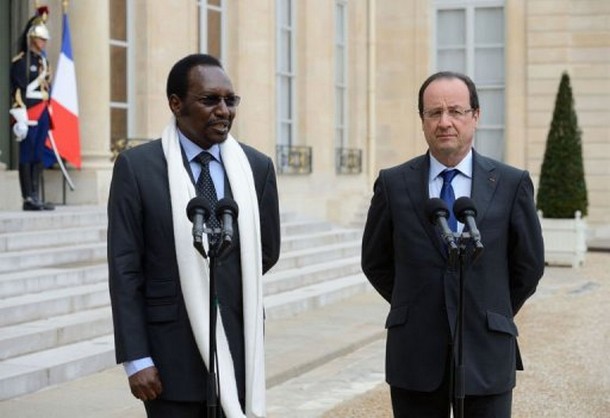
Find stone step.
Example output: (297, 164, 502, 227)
(0, 307, 112, 361)
(264, 273, 371, 320)
(0, 206, 371, 401)
(0, 242, 107, 274)
(0, 263, 107, 299)
(273, 241, 361, 271)
(264, 256, 361, 296)
(0, 224, 350, 262)
(0, 334, 115, 401)
(0, 282, 109, 327)
(0, 239, 359, 301)
(0, 206, 107, 234)
(0, 261, 364, 330)
(0, 226, 106, 252)
(281, 228, 361, 252)
(0, 275, 376, 401)
(0, 291, 388, 413)
(280, 219, 333, 236)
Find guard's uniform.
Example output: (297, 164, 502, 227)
(9, 7, 54, 211)
(11, 49, 52, 165)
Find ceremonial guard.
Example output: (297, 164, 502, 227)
(10, 6, 55, 211)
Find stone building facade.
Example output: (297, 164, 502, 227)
(1, 0, 608, 228)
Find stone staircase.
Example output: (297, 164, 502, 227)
(0, 205, 368, 401)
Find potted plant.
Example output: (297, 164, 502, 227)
(536, 71, 588, 267)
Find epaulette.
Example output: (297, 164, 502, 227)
(11, 52, 25, 63)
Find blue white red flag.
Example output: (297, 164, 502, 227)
(49, 11, 81, 168)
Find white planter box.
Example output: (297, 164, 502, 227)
(539, 211, 587, 268)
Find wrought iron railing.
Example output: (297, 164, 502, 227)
(110, 137, 151, 161)
(276, 145, 312, 175)
(335, 147, 362, 174)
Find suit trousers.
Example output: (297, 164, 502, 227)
(390, 353, 512, 418)
(144, 399, 226, 418)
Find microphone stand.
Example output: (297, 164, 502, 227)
(451, 231, 483, 418)
(192, 228, 222, 418)
(452, 233, 467, 418)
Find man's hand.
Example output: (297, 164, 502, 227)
(128, 366, 163, 401)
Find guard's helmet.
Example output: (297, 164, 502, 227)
(28, 19, 50, 40)
(27, 6, 50, 40)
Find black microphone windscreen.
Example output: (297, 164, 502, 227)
(215, 197, 239, 218)
(453, 196, 477, 222)
(425, 198, 449, 224)
(186, 196, 212, 222)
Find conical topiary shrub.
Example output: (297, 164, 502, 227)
(536, 72, 588, 219)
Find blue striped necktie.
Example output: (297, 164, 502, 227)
(440, 169, 459, 232)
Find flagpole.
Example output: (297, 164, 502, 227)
(47, 130, 76, 190)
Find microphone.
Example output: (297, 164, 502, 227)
(187, 196, 212, 257)
(425, 198, 459, 258)
(453, 196, 484, 260)
(215, 197, 239, 257)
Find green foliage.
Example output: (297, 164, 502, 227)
(537, 72, 588, 218)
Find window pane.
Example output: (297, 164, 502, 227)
(279, 30, 292, 72)
(208, 10, 222, 58)
(475, 47, 504, 84)
(335, 45, 345, 84)
(279, 76, 292, 119)
(208, 0, 221, 7)
(475, 7, 504, 44)
(111, 108, 127, 141)
(475, 129, 504, 161)
(437, 10, 465, 46)
(110, 0, 126, 40)
(437, 49, 466, 73)
(110, 46, 127, 102)
(278, 0, 291, 27)
(335, 87, 344, 126)
(478, 88, 504, 125)
(280, 122, 291, 146)
(336, 128, 345, 148)
(335, 3, 345, 42)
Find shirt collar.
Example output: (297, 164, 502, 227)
(177, 129, 221, 163)
(429, 149, 473, 181)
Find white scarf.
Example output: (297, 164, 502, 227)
(161, 117, 266, 418)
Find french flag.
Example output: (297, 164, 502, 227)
(49, 11, 81, 168)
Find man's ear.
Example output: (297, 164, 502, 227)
(168, 94, 182, 116)
(473, 108, 481, 128)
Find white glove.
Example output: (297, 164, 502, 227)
(9, 107, 30, 141)
(12, 121, 28, 141)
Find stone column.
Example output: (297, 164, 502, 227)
(70, 0, 112, 168)
(44, 0, 113, 205)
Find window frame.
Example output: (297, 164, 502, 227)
(335, 0, 349, 150)
(198, 0, 227, 62)
(432, 0, 506, 161)
(276, 0, 296, 147)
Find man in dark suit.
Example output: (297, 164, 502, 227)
(108, 54, 281, 418)
(361, 71, 544, 418)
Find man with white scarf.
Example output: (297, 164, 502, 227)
(108, 54, 281, 418)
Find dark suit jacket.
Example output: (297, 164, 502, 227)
(107, 139, 281, 402)
(361, 150, 544, 395)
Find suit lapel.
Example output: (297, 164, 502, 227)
(471, 151, 499, 226)
(402, 154, 449, 259)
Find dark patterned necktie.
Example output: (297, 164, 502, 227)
(440, 169, 459, 232)
(195, 152, 220, 232)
